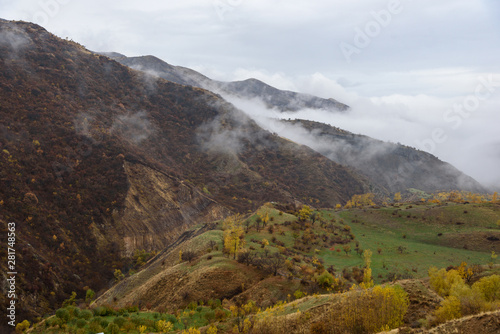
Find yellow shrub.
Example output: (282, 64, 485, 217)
(472, 274, 500, 302)
(429, 267, 463, 297)
(435, 296, 461, 323)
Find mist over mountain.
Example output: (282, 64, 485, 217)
(106, 53, 486, 195)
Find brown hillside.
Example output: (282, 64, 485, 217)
(0, 19, 370, 324)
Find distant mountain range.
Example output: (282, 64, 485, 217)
(103, 53, 486, 195)
(102, 53, 350, 112)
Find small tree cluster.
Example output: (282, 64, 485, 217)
(429, 266, 500, 324)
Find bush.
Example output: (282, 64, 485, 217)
(66, 306, 80, 318)
(15, 320, 30, 333)
(92, 305, 116, 317)
(78, 309, 93, 320)
(472, 274, 500, 302)
(315, 270, 335, 289)
(88, 318, 103, 333)
(106, 322, 120, 334)
(435, 296, 461, 323)
(156, 319, 174, 332)
(310, 321, 328, 334)
(113, 316, 126, 328)
(75, 318, 87, 328)
(163, 313, 177, 324)
(429, 267, 463, 297)
(55, 308, 70, 323)
(100, 319, 109, 329)
(187, 301, 198, 310)
(215, 309, 227, 321)
(204, 309, 216, 322)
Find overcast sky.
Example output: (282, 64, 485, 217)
(2, 0, 500, 189)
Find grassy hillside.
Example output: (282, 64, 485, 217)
(27, 199, 500, 333)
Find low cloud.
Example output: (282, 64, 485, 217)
(111, 111, 154, 144)
(0, 23, 33, 58)
(218, 71, 500, 191)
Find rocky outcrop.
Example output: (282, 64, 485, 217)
(114, 161, 230, 256)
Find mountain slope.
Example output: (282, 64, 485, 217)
(0, 20, 370, 324)
(105, 54, 349, 112)
(107, 54, 485, 195)
(281, 120, 486, 194)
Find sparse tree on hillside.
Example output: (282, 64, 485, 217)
(85, 289, 95, 304)
(361, 249, 374, 289)
(262, 213, 270, 227)
(343, 245, 351, 256)
(223, 214, 245, 259)
(266, 253, 285, 276)
(299, 205, 312, 221)
(114, 269, 125, 282)
(394, 192, 402, 203)
(182, 250, 197, 262)
(254, 216, 262, 232)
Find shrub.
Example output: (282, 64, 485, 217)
(435, 296, 461, 323)
(75, 319, 87, 328)
(315, 270, 335, 289)
(113, 316, 126, 328)
(78, 309, 92, 320)
(100, 319, 109, 329)
(204, 309, 215, 322)
(88, 318, 103, 333)
(472, 274, 500, 302)
(55, 308, 70, 323)
(106, 322, 120, 334)
(215, 309, 227, 321)
(163, 313, 177, 324)
(429, 267, 463, 297)
(15, 320, 30, 333)
(156, 319, 174, 332)
(66, 306, 80, 318)
(310, 321, 327, 334)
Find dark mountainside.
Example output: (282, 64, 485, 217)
(105, 54, 486, 195)
(103, 54, 350, 112)
(284, 120, 486, 194)
(0, 20, 370, 325)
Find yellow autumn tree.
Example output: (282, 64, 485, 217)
(394, 192, 402, 203)
(156, 320, 174, 333)
(337, 285, 409, 333)
(428, 267, 463, 297)
(360, 249, 374, 289)
(298, 205, 312, 221)
(223, 214, 245, 259)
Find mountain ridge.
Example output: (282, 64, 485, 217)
(103, 53, 350, 112)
